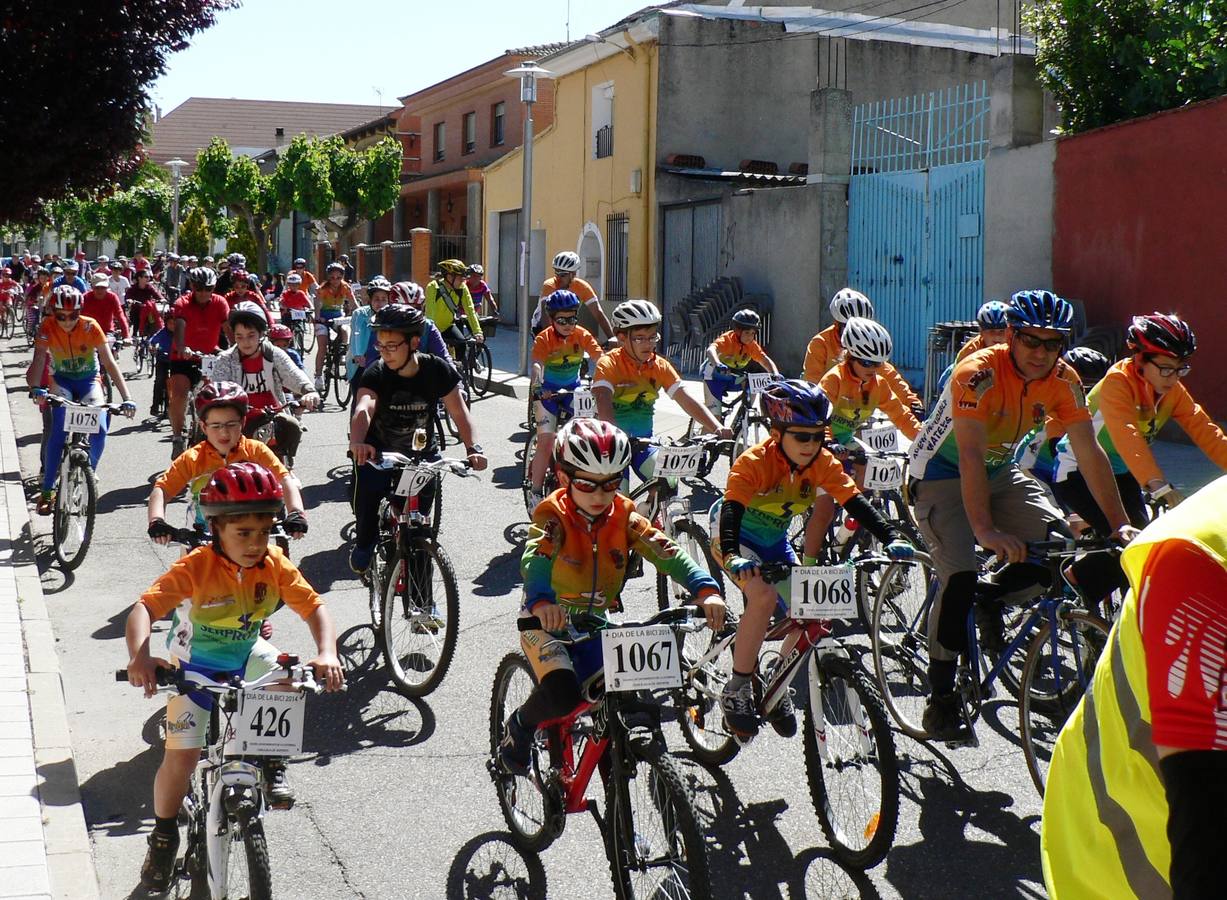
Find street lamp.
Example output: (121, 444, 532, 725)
(504, 61, 555, 376)
(165, 158, 188, 255)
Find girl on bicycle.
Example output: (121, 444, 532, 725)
(347, 276, 394, 412)
(700, 307, 779, 414)
(27, 285, 135, 514)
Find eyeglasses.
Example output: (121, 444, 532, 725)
(852, 357, 883, 369)
(629, 334, 659, 345)
(553, 315, 578, 325)
(375, 340, 408, 353)
(1014, 331, 1066, 353)
(204, 421, 243, 432)
(54, 312, 79, 322)
(1147, 358, 1192, 378)
(784, 429, 826, 444)
(571, 474, 622, 494)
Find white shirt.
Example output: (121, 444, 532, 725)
(109, 274, 130, 297)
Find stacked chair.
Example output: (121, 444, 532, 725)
(665, 276, 773, 374)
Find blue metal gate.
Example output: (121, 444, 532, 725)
(847, 83, 989, 384)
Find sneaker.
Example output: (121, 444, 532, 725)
(497, 713, 533, 777)
(921, 691, 972, 742)
(720, 678, 760, 738)
(767, 688, 797, 738)
(35, 492, 54, 516)
(262, 759, 295, 809)
(349, 544, 373, 575)
(140, 828, 180, 892)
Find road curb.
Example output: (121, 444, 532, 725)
(0, 363, 100, 900)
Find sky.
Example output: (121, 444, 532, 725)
(151, 0, 661, 115)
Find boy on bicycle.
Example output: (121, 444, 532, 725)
(713, 380, 914, 738)
(125, 462, 344, 892)
(313, 262, 355, 392)
(701, 307, 779, 414)
(497, 418, 725, 775)
(526, 289, 605, 507)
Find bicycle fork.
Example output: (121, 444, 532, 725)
(806, 642, 873, 763)
(205, 761, 263, 897)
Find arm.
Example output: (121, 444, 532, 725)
(881, 364, 920, 409)
(172, 315, 186, 355)
(953, 416, 1025, 562)
(441, 385, 488, 469)
(124, 603, 165, 695)
(704, 342, 722, 369)
(1170, 386, 1227, 472)
(594, 385, 615, 424)
(26, 347, 46, 389)
(348, 390, 378, 463)
(673, 385, 726, 435)
(461, 288, 482, 337)
(114, 296, 131, 339)
(521, 507, 563, 621)
(270, 346, 316, 401)
(1099, 373, 1166, 487)
(629, 514, 724, 629)
(1065, 419, 1130, 534)
(802, 335, 827, 382)
(879, 383, 922, 439)
(280, 476, 305, 516)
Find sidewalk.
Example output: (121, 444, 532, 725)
(0, 366, 99, 900)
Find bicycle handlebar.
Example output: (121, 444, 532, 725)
(516, 604, 707, 637)
(361, 452, 476, 478)
(41, 395, 127, 414)
(116, 661, 324, 695)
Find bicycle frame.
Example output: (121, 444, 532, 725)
(538, 698, 608, 815)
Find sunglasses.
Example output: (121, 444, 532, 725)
(852, 357, 883, 368)
(553, 315, 578, 325)
(784, 429, 826, 444)
(1147, 358, 1192, 378)
(54, 312, 79, 322)
(204, 421, 243, 432)
(570, 474, 622, 494)
(1014, 331, 1066, 353)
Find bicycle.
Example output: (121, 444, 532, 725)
(318, 317, 352, 409)
(676, 557, 900, 869)
(519, 385, 595, 515)
(0, 295, 18, 338)
(116, 659, 325, 900)
(246, 399, 303, 470)
(455, 330, 494, 400)
(686, 369, 777, 473)
(487, 605, 712, 898)
(285, 307, 315, 353)
(869, 537, 1113, 797)
(23, 302, 41, 347)
(360, 452, 472, 697)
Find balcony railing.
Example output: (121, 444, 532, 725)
(595, 124, 613, 159)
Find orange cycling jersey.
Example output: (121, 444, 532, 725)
(36, 315, 107, 381)
(140, 544, 322, 671)
(592, 348, 683, 438)
(954, 331, 1005, 363)
(911, 343, 1090, 480)
(710, 330, 769, 370)
(802, 324, 920, 407)
(522, 490, 718, 614)
(532, 324, 603, 387)
(316, 281, 354, 315)
(819, 359, 921, 446)
(156, 436, 289, 526)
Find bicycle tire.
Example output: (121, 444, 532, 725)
(845, 516, 925, 630)
(804, 653, 900, 869)
(332, 359, 352, 407)
(678, 629, 740, 766)
(604, 744, 711, 900)
(300, 321, 317, 354)
(320, 357, 333, 406)
(470, 343, 493, 398)
(53, 453, 97, 571)
(185, 799, 210, 900)
(870, 558, 935, 740)
(488, 652, 565, 852)
(655, 518, 722, 612)
(521, 427, 540, 517)
(1019, 610, 1109, 797)
(379, 539, 459, 696)
(220, 816, 273, 900)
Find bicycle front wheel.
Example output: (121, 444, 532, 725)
(333, 362, 352, 407)
(1019, 610, 1110, 797)
(380, 540, 460, 696)
(53, 453, 97, 570)
(804, 653, 899, 869)
(678, 628, 739, 766)
(521, 427, 540, 517)
(217, 816, 273, 900)
(605, 746, 711, 900)
(870, 558, 935, 739)
(656, 517, 722, 612)
(470, 343, 493, 398)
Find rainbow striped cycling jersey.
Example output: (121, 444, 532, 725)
(592, 347, 683, 438)
(36, 315, 106, 381)
(155, 436, 289, 528)
(532, 324, 604, 388)
(819, 359, 920, 446)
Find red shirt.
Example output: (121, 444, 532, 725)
(225, 289, 272, 324)
(137, 299, 164, 335)
(173, 294, 230, 358)
(240, 353, 277, 418)
(81, 289, 130, 338)
(279, 289, 311, 311)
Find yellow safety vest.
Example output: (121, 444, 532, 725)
(1041, 473, 1227, 900)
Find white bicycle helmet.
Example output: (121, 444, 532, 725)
(555, 418, 632, 476)
(829, 288, 874, 324)
(285, 272, 302, 286)
(552, 251, 580, 274)
(612, 299, 661, 331)
(391, 280, 425, 309)
(840, 316, 893, 363)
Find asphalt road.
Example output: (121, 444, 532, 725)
(4, 337, 1057, 900)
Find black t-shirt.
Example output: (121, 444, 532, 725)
(359, 355, 460, 453)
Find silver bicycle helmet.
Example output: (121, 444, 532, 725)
(829, 288, 874, 324)
(840, 316, 893, 363)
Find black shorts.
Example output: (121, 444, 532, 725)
(168, 358, 202, 385)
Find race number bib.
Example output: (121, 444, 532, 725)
(572, 388, 596, 418)
(601, 626, 682, 692)
(226, 690, 306, 756)
(653, 444, 702, 479)
(289, 309, 306, 321)
(199, 355, 219, 380)
(394, 466, 434, 498)
(63, 406, 102, 435)
(747, 372, 776, 394)
(863, 423, 898, 454)
(790, 565, 857, 620)
(863, 456, 904, 491)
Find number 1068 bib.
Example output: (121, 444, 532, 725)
(789, 566, 857, 620)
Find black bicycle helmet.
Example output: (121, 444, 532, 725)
(371, 304, 425, 336)
(1062, 346, 1110, 386)
(731, 308, 762, 329)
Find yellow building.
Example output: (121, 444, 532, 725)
(482, 16, 659, 327)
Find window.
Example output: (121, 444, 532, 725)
(462, 112, 476, 155)
(592, 83, 614, 159)
(433, 122, 445, 162)
(606, 213, 629, 304)
(491, 101, 505, 147)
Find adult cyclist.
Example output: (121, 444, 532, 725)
(530, 250, 614, 340)
(168, 267, 232, 458)
(424, 258, 483, 355)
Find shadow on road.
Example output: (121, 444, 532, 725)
(91, 604, 129, 641)
(471, 525, 525, 598)
(444, 831, 548, 900)
(490, 462, 523, 492)
(96, 482, 152, 515)
(77, 709, 164, 839)
(298, 544, 356, 594)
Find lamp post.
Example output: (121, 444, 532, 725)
(165, 158, 188, 255)
(504, 61, 554, 376)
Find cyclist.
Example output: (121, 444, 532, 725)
(593, 299, 731, 481)
(389, 281, 453, 362)
(908, 289, 1137, 740)
(123, 269, 163, 329)
(223, 267, 273, 326)
(1052, 313, 1227, 609)
(713, 379, 914, 737)
(26, 285, 136, 514)
(526, 289, 605, 507)
(215, 252, 245, 295)
(291, 257, 317, 294)
(53, 260, 87, 292)
(531, 250, 613, 339)
(24, 266, 53, 335)
(126, 461, 343, 893)
(209, 302, 320, 464)
(700, 307, 780, 414)
(84, 274, 131, 340)
(312, 261, 355, 392)
(497, 417, 725, 775)
(268, 323, 306, 373)
(147, 382, 307, 540)
(347, 305, 488, 575)
(0, 267, 19, 319)
(935, 299, 1013, 394)
(347, 276, 394, 411)
(278, 271, 312, 329)
(466, 263, 497, 316)
(803, 287, 923, 418)
(425, 258, 483, 355)
(168, 267, 232, 459)
(810, 316, 921, 560)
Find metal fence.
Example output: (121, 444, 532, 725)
(595, 124, 613, 160)
(359, 244, 383, 278)
(430, 234, 467, 270)
(851, 81, 989, 174)
(389, 241, 413, 281)
(605, 212, 629, 305)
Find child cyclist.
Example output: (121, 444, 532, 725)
(593, 299, 731, 481)
(125, 462, 344, 892)
(810, 317, 921, 560)
(526, 290, 605, 506)
(497, 418, 726, 775)
(147, 382, 308, 541)
(701, 307, 779, 414)
(712, 380, 914, 738)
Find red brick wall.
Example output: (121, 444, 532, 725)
(1053, 95, 1227, 418)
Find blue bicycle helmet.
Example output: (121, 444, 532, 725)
(976, 300, 1009, 329)
(761, 379, 832, 428)
(545, 290, 581, 313)
(1008, 290, 1074, 333)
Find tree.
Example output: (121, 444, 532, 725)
(319, 136, 404, 249)
(0, 1, 235, 221)
(178, 206, 211, 258)
(1029, 0, 1227, 133)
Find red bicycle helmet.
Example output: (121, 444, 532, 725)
(51, 285, 84, 311)
(193, 381, 249, 419)
(1126, 313, 1196, 359)
(199, 462, 284, 518)
(268, 323, 293, 341)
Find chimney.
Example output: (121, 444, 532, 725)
(275, 127, 285, 146)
